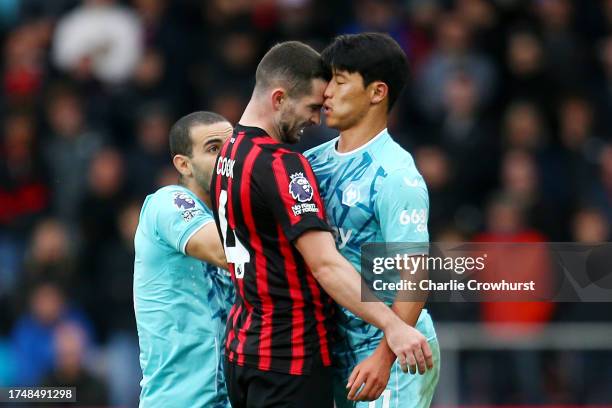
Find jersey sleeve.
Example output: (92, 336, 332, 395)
(155, 189, 215, 254)
(259, 151, 332, 242)
(375, 169, 430, 247)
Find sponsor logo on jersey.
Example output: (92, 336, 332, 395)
(399, 209, 428, 232)
(335, 227, 353, 249)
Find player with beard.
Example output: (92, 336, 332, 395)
(211, 41, 434, 408)
(134, 111, 234, 408)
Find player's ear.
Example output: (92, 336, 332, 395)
(271, 88, 286, 111)
(369, 81, 388, 106)
(173, 154, 192, 178)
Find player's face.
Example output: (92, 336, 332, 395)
(278, 78, 326, 144)
(188, 121, 232, 192)
(323, 69, 371, 131)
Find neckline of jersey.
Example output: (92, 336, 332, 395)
(332, 128, 389, 158)
(235, 123, 272, 138)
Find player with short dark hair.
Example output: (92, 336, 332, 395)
(306, 32, 440, 408)
(169, 111, 229, 158)
(320, 32, 408, 112)
(211, 41, 433, 408)
(255, 41, 331, 100)
(134, 111, 234, 408)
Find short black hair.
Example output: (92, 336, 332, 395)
(321, 33, 409, 112)
(255, 41, 331, 98)
(169, 111, 228, 157)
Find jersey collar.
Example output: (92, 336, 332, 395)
(332, 128, 390, 158)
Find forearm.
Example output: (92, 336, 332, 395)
(377, 301, 425, 364)
(188, 244, 228, 269)
(185, 223, 229, 269)
(296, 230, 402, 334)
(313, 255, 399, 333)
(205, 248, 229, 270)
(392, 300, 423, 327)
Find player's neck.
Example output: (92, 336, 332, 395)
(337, 111, 387, 153)
(182, 181, 212, 208)
(239, 98, 281, 142)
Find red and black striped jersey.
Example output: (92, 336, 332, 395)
(211, 124, 335, 375)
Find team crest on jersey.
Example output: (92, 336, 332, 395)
(289, 172, 313, 203)
(173, 192, 196, 210)
(342, 183, 360, 207)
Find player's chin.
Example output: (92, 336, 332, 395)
(284, 129, 303, 144)
(324, 115, 340, 129)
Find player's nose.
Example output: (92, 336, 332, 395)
(323, 81, 334, 99)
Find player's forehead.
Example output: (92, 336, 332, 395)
(189, 121, 233, 145)
(332, 67, 363, 82)
(332, 67, 349, 76)
(299, 78, 327, 104)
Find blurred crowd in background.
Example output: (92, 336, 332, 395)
(0, 0, 611, 406)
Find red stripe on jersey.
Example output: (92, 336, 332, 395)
(231, 261, 249, 366)
(225, 309, 237, 352)
(277, 224, 306, 374)
(236, 312, 252, 366)
(251, 137, 297, 156)
(224, 264, 239, 353)
(304, 266, 332, 366)
(271, 152, 302, 226)
(231, 303, 242, 341)
(252, 136, 278, 145)
(239, 144, 274, 371)
(298, 155, 326, 221)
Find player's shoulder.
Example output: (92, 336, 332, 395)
(148, 185, 196, 202)
(252, 142, 311, 169)
(373, 134, 415, 173)
(144, 185, 206, 214)
(375, 135, 427, 191)
(303, 137, 338, 161)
